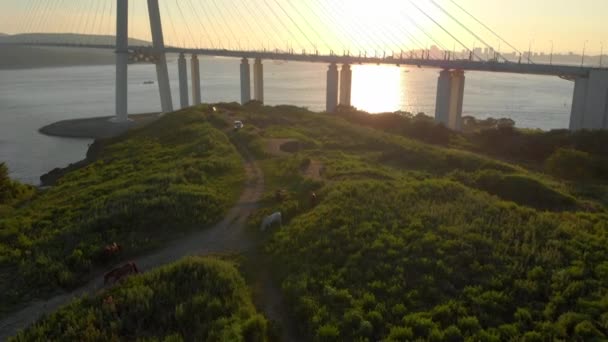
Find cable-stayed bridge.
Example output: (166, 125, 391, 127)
(2, 0, 607, 131)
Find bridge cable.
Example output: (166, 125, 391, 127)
(300, 0, 368, 54)
(361, 2, 432, 56)
(330, 0, 397, 54)
(174, 0, 198, 48)
(447, 0, 531, 63)
(283, 1, 334, 53)
(428, 0, 510, 62)
(396, 5, 449, 58)
(317, 0, 385, 54)
(407, 0, 482, 61)
(209, 0, 242, 49)
(184, 0, 215, 49)
(9, 0, 24, 34)
(162, 1, 180, 47)
(257, 0, 306, 51)
(263, 0, 315, 51)
(220, 0, 265, 50)
(21, 0, 40, 34)
(240, 0, 290, 50)
(189, 0, 221, 49)
(267, 0, 315, 51)
(226, 0, 272, 51)
(305, 0, 369, 53)
(31, 0, 51, 37)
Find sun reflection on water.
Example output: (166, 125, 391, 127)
(351, 64, 403, 113)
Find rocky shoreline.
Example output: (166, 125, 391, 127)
(39, 113, 160, 185)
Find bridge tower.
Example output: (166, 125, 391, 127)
(147, 0, 173, 112)
(113, 0, 174, 121)
(113, 0, 129, 122)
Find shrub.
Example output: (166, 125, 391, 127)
(546, 148, 600, 180)
(11, 257, 271, 341)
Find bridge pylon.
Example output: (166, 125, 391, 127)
(435, 69, 465, 131)
(113, 0, 129, 123)
(147, 0, 173, 113)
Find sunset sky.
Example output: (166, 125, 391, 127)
(1, 0, 606, 55)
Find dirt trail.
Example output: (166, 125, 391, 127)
(0, 142, 298, 341)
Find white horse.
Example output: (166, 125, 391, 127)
(260, 212, 282, 231)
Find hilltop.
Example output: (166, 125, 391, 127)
(2, 104, 608, 340)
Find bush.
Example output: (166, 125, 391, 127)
(268, 180, 608, 340)
(545, 148, 601, 180)
(451, 170, 578, 211)
(0, 110, 245, 316)
(11, 257, 271, 341)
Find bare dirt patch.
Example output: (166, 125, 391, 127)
(303, 159, 323, 180)
(265, 138, 299, 157)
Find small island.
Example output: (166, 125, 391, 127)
(1, 103, 608, 341)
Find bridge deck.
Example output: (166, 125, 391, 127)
(1, 42, 594, 78)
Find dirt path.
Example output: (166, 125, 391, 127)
(303, 159, 323, 180)
(0, 141, 297, 341)
(265, 138, 298, 157)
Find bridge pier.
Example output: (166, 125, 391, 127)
(326, 63, 339, 112)
(435, 69, 465, 131)
(178, 53, 189, 109)
(191, 54, 201, 105)
(339, 64, 352, 107)
(113, 0, 129, 123)
(240, 58, 251, 104)
(253, 58, 264, 103)
(147, 0, 173, 113)
(570, 70, 608, 130)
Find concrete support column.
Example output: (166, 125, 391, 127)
(435, 69, 465, 131)
(569, 70, 608, 130)
(253, 58, 264, 103)
(178, 53, 189, 109)
(326, 63, 339, 112)
(240, 58, 251, 104)
(114, 0, 129, 122)
(570, 77, 588, 130)
(191, 54, 201, 105)
(339, 64, 352, 107)
(147, 0, 173, 113)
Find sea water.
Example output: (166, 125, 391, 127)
(0, 57, 573, 184)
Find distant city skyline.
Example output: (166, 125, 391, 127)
(1, 0, 606, 55)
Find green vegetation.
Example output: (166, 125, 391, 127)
(4, 103, 608, 341)
(226, 104, 608, 341)
(11, 257, 272, 341)
(0, 163, 35, 213)
(0, 109, 245, 317)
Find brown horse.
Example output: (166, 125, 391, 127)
(104, 262, 139, 285)
(275, 189, 288, 202)
(103, 242, 122, 258)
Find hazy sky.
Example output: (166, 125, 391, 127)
(1, 0, 606, 54)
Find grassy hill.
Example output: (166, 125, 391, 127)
(11, 257, 273, 341)
(2, 103, 608, 340)
(225, 103, 608, 341)
(0, 109, 244, 317)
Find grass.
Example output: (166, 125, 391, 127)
(224, 103, 608, 341)
(3, 103, 608, 341)
(0, 108, 245, 317)
(11, 256, 273, 341)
